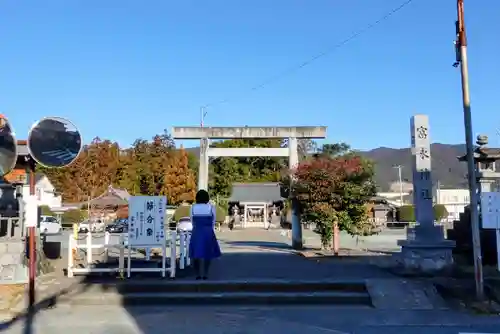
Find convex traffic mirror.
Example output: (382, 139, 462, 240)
(27, 117, 82, 168)
(0, 116, 17, 177)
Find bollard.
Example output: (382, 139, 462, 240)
(186, 232, 191, 266)
(73, 223, 78, 241)
(118, 234, 125, 279)
(104, 231, 110, 263)
(86, 231, 92, 265)
(67, 234, 74, 278)
(179, 232, 185, 270)
(170, 231, 177, 278)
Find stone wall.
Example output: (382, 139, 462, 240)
(0, 235, 55, 284)
(0, 239, 27, 284)
(446, 206, 498, 266)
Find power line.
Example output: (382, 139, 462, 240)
(201, 0, 416, 111)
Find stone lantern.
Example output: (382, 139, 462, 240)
(458, 135, 500, 194)
(452, 134, 500, 266)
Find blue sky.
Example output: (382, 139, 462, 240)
(1, 0, 499, 150)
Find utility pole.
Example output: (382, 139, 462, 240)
(199, 106, 209, 190)
(436, 180, 441, 204)
(200, 106, 207, 127)
(27, 160, 36, 312)
(393, 165, 404, 205)
(454, 0, 484, 300)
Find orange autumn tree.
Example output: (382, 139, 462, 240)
(162, 147, 196, 205)
(39, 137, 121, 202)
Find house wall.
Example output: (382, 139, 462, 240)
(435, 188, 470, 221)
(23, 176, 62, 209)
(3, 169, 62, 210)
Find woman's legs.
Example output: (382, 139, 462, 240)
(202, 259, 211, 279)
(193, 259, 201, 279)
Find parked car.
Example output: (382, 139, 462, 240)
(105, 219, 128, 233)
(177, 217, 192, 232)
(79, 219, 105, 233)
(38, 215, 62, 234)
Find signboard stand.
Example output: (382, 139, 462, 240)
(479, 192, 500, 272)
(127, 196, 168, 278)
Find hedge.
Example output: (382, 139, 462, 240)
(173, 205, 226, 222)
(396, 204, 449, 222)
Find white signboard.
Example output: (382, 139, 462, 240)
(24, 195, 39, 228)
(480, 192, 500, 229)
(128, 196, 166, 246)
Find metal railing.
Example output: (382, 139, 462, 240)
(67, 230, 191, 278)
(0, 217, 23, 239)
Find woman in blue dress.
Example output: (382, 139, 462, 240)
(189, 190, 221, 280)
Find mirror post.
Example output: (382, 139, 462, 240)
(28, 159, 36, 311)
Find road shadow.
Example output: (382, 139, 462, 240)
(222, 240, 292, 252)
(0, 241, 399, 333)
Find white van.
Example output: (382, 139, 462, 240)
(39, 216, 62, 234)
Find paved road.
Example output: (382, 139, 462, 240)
(1, 305, 499, 334)
(5, 228, 499, 333)
(46, 227, 406, 255)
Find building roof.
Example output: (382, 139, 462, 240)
(229, 183, 284, 203)
(2, 170, 48, 187)
(88, 185, 130, 207)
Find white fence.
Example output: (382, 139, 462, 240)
(67, 230, 191, 278)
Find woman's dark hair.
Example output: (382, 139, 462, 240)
(195, 190, 210, 204)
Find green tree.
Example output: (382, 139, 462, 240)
(319, 142, 351, 157)
(208, 139, 286, 198)
(433, 204, 448, 221)
(288, 154, 377, 249)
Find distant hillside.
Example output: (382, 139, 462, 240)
(359, 143, 468, 191)
(184, 144, 469, 191)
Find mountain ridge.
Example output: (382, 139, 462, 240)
(184, 143, 469, 191)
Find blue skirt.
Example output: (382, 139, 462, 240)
(189, 216, 221, 260)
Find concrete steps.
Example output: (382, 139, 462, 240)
(57, 279, 373, 306)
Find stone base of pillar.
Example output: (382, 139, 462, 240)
(393, 225, 455, 274)
(396, 238, 456, 274)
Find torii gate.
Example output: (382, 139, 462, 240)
(171, 126, 327, 249)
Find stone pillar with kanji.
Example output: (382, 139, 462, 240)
(397, 114, 455, 273)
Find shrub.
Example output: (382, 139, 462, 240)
(62, 209, 87, 224)
(397, 205, 415, 222)
(39, 205, 54, 216)
(173, 205, 226, 222)
(433, 204, 449, 221)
